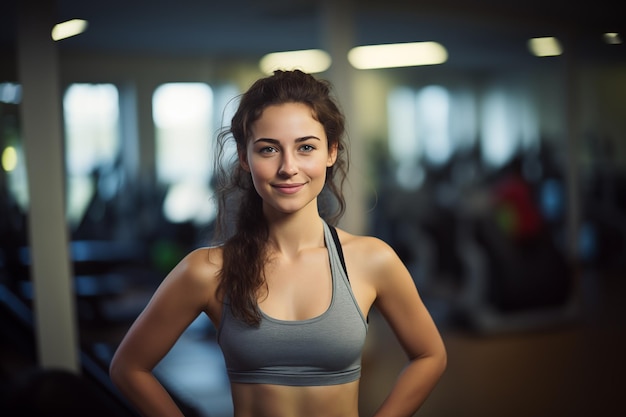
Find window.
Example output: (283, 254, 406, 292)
(387, 87, 423, 189)
(480, 83, 539, 169)
(387, 85, 452, 189)
(417, 85, 452, 166)
(388, 83, 540, 184)
(153, 83, 215, 225)
(63, 83, 121, 228)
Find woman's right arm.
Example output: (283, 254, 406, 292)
(109, 247, 221, 417)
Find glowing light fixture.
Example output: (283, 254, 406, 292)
(528, 37, 563, 57)
(348, 41, 448, 70)
(2, 146, 18, 172)
(603, 32, 622, 44)
(51, 19, 88, 41)
(259, 49, 332, 75)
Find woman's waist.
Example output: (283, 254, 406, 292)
(230, 380, 360, 417)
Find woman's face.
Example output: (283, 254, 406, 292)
(240, 102, 337, 217)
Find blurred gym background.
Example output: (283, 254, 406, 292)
(1, 1, 625, 416)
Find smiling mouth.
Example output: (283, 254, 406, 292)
(272, 183, 305, 194)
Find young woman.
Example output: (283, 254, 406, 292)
(110, 69, 446, 417)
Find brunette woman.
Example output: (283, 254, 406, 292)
(110, 69, 446, 417)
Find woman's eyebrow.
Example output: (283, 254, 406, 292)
(295, 135, 321, 142)
(253, 135, 321, 144)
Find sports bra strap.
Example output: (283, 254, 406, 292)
(328, 224, 369, 323)
(328, 225, 348, 279)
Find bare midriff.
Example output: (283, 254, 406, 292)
(229, 380, 360, 417)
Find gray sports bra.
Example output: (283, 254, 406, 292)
(217, 221, 368, 386)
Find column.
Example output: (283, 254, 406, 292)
(17, 0, 79, 371)
(320, 0, 367, 234)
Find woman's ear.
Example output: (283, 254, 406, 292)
(327, 142, 338, 167)
(238, 148, 250, 172)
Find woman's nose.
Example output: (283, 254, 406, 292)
(278, 154, 298, 177)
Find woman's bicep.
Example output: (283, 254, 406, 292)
(372, 243, 445, 359)
(112, 250, 217, 372)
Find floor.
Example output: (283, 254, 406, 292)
(108, 269, 625, 417)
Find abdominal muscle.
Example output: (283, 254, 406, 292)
(229, 380, 360, 417)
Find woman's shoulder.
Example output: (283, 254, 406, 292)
(335, 228, 399, 267)
(168, 246, 225, 317)
(173, 245, 223, 287)
(334, 228, 408, 297)
(186, 244, 223, 269)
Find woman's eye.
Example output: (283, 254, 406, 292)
(299, 144, 315, 152)
(259, 146, 277, 154)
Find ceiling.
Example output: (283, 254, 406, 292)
(1, 0, 625, 72)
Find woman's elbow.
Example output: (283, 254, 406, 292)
(109, 353, 133, 390)
(439, 347, 447, 374)
(108, 356, 123, 388)
(434, 341, 448, 377)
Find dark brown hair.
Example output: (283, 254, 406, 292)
(213, 70, 348, 325)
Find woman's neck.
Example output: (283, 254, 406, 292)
(264, 211, 325, 258)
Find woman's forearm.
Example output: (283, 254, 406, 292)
(110, 367, 185, 417)
(372, 354, 446, 417)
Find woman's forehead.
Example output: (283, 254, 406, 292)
(251, 103, 324, 137)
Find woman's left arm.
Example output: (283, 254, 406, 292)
(366, 238, 447, 417)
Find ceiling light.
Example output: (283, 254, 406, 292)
(528, 37, 563, 57)
(51, 19, 88, 41)
(603, 32, 622, 45)
(347, 41, 448, 70)
(259, 49, 332, 75)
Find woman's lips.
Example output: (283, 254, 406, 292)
(272, 183, 305, 194)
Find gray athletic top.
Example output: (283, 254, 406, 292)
(217, 221, 368, 386)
